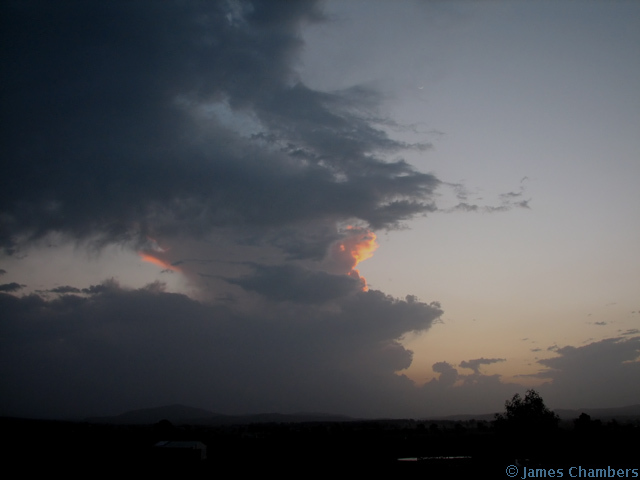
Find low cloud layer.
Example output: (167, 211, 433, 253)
(535, 337, 640, 409)
(0, 282, 442, 418)
(1, 277, 637, 418)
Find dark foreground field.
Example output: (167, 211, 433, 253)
(2, 416, 638, 475)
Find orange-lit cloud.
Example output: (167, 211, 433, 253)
(137, 237, 181, 272)
(330, 226, 378, 291)
(138, 252, 181, 272)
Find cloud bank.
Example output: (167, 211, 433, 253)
(535, 337, 640, 409)
(0, 281, 442, 418)
(0, 0, 439, 255)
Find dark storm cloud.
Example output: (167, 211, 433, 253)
(0, 1, 494, 420)
(459, 357, 505, 374)
(229, 264, 362, 304)
(535, 336, 640, 408)
(430, 361, 459, 387)
(0, 282, 25, 292)
(0, 0, 439, 254)
(49, 286, 82, 294)
(0, 281, 442, 419)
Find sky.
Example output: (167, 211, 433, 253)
(1, 0, 639, 420)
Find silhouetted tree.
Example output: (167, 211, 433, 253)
(494, 389, 558, 432)
(574, 412, 601, 434)
(493, 390, 559, 459)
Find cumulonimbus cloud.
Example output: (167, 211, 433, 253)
(0, 0, 440, 256)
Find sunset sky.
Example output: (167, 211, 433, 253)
(1, 0, 639, 420)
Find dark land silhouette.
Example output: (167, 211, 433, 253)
(2, 391, 638, 474)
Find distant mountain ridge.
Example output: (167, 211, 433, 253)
(86, 404, 353, 425)
(85, 403, 640, 425)
(86, 404, 222, 424)
(553, 404, 640, 421)
(434, 404, 640, 422)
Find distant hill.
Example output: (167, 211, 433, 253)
(86, 405, 353, 425)
(86, 404, 222, 424)
(85, 403, 640, 425)
(554, 404, 640, 421)
(427, 404, 640, 422)
(433, 412, 499, 422)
